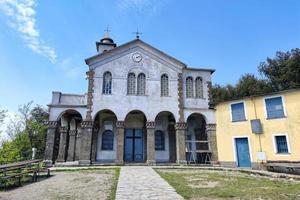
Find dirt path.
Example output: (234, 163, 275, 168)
(0, 170, 114, 200)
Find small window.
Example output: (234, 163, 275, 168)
(155, 130, 165, 150)
(186, 77, 194, 98)
(101, 130, 114, 150)
(195, 77, 203, 98)
(231, 102, 246, 122)
(127, 73, 136, 95)
(102, 71, 112, 94)
(137, 73, 146, 95)
(161, 74, 169, 96)
(274, 135, 289, 154)
(265, 97, 285, 119)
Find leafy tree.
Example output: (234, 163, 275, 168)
(258, 48, 300, 91)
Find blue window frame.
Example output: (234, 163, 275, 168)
(275, 135, 289, 154)
(265, 97, 285, 119)
(102, 130, 114, 150)
(155, 130, 165, 150)
(231, 102, 246, 122)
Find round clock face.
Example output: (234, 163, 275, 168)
(132, 52, 142, 63)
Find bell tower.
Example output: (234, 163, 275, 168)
(96, 28, 116, 53)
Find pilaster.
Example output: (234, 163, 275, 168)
(206, 123, 218, 163)
(44, 121, 58, 165)
(79, 121, 93, 165)
(67, 130, 77, 161)
(146, 121, 156, 165)
(175, 122, 187, 164)
(115, 121, 125, 165)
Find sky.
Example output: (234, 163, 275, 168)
(0, 0, 299, 114)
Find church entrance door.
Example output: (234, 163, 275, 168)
(124, 129, 144, 162)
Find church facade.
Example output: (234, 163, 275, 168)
(44, 34, 218, 165)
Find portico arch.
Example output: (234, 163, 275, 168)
(93, 109, 118, 162)
(186, 113, 209, 164)
(56, 109, 83, 162)
(154, 111, 177, 162)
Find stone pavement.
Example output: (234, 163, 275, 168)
(116, 166, 184, 200)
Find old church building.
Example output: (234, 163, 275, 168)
(44, 33, 218, 165)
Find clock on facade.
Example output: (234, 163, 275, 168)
(132, 52, 142, 63)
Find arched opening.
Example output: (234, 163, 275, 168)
(124, 110, 147, 162)
(186, 113, 209, 164)
(155, 111, 176, 163)
(93, 109, 117, 162)
(56, 109, 83, 162)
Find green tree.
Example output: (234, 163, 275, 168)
(258, 48, 300, 91)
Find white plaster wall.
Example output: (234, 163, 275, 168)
(49, 106, 87, 121)
(91, 48, 181, 122)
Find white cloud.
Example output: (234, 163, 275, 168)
(0, 0, 57, 63)
(117, 0, 163, 14)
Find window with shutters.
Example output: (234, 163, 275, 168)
(127, 73, 136, 95)
(186, 77, 194, 98)
(155, 130, 165, 150)
(161, 74, 169, 96)
(195, 77, 203, 98)
(274, 135, 290, 154)
(137, 73, 146, 95)
(230, 102, 246, 122)
(102, 71, 112, 94)
(265, 96, 285, 119)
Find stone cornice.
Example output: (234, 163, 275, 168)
(47, 121, 58, 129)
(59, 126, 68, 133)
(81, 121, 93, 128)
(69, 130, 77, 136)
(116, 121, 125, 129)
(175, 122, 187, 130)
(146, 121, 155, 129)
(206, 123, 216, 131)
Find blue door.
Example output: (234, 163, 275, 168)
(124, 129, 144, 162)
(235, 138, 251, 167)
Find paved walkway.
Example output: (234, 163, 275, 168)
(116, 166, 184, 200)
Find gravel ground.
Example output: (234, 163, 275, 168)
(0, 170, 115, 200)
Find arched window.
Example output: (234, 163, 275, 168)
(101, 130, 114, 150)
(161, 74, 169, 96)
(127, 73, 136, 95)
(155, 130, 165, 150)
(137, 73, 146, 95)
(186, 76, 194, 98)
(195, 77, 203, 98)
(102, 71, 112, 94)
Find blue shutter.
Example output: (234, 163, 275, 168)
(155, 130, 165, 150)
(102, 130, 114, 150)
(266, 97, 285, 119)
(275, 136, 288, 153)
(231, 103, 246, 122)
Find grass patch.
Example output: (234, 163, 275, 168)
(156, 169, 300, 200)
(108, 167, 120, 200)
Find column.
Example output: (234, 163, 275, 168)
(56, 126, 68, 162)
(44, 121, 57, 165)
(79, 121, 93, 165)
(206, 124, 218, 163)
(175, 122, 187, 164)
(146, 121, 156, 165)
(67, 129, 77, 161)
(115, 121, 125, 165)
(91, 126, 99, 162)
(75, 127, 82, 161)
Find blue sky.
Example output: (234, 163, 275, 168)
(0, 0, 299, 113)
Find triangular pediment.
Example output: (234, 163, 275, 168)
(85, 39, 186, 71)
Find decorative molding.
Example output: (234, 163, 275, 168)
(146, 121, 155, 129)
(86, 70, 95, 121)
(59, 126, 68, 133)
(116, 121, 125, 128)
(177, 73, 184, 122)
(206, 81, 214, 109)
(206, 123, 216, 131)
(47, 121, 58, 129)
(175, 122, 187, 130)
(81, 121, 93, 128)
(69, 130, 77, 136)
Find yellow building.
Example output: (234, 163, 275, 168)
(216, 89, 300, 169)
